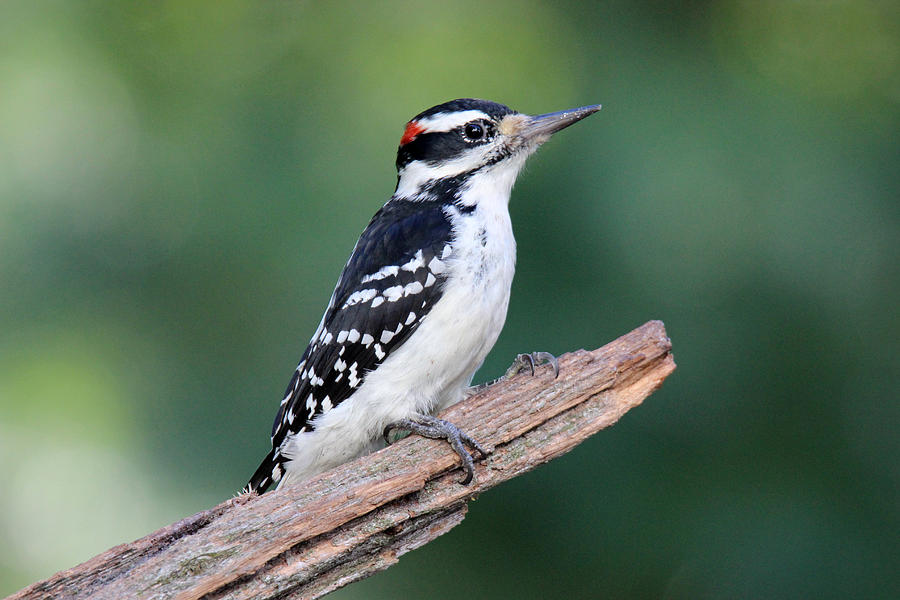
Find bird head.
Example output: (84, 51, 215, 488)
(394, 98, 601, 200)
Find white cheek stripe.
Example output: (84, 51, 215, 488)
(394, 146, 493, 198)
(417, 110, 489, 134)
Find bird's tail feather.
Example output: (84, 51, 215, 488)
(244, 448, 284, 494)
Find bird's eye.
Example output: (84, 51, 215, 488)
(463, 121, 486, 141)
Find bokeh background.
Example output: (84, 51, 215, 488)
(1, 1, 898, 598)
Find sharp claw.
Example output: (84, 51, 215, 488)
(458, 430, 488, 457)
(531, 351, 560, 379)
(505, 351, 559, 379)
(523, 353, 536, 376)
(384, 415, 484, 485)
(459, 462, 474, 485)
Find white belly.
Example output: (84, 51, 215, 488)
(279, 213, 516, 486)
(279, 164, 521, 487)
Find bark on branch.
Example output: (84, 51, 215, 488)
(8, 320, 676, 600)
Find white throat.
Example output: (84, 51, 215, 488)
(395, 147, 531, 203)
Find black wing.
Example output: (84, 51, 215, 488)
(246, 199, 454, 492)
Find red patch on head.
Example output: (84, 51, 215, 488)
(400, 121, 426, 146)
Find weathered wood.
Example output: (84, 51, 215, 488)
(7, 320, 676, 600)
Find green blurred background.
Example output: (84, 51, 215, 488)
(1, 1, 898, 598)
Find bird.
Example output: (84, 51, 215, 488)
(244, 98, 600, 493)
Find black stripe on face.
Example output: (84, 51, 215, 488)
(396, 99, 517, 170)
(396, 128, 478, 170)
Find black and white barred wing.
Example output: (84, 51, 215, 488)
(270, 199, 453, 457)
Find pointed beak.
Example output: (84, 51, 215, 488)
(517, 104, 602, 144)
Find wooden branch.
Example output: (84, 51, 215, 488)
(8, 320, 675, 600)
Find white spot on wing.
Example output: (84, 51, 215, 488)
(403, 281, 423, 296)
(372, 296, 385, 308)
(383, 285, 404, 302)
(428, 257, 446, 274)
(361, 265, 399, 283)
(400, 249, 425, 272)
(374, 344, 386, 359)
(342, 288, 378, 308)
(405, 312, 416, 325)
(347, 329, 360, 343)
(425, 272, 436, 287)
(361, 333, 374, 346)
(380, 330, 394, 344)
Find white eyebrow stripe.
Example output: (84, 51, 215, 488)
(417, 110, 490, 134)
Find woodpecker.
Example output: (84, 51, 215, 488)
(245, 98, 600, 493)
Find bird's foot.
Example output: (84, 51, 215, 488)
(384, 415, 487, 485)
(505, 351, 560, 379)
(467, 351, 561, 395)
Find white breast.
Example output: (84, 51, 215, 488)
(278, 160, 523, 486)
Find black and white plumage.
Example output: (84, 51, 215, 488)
(245, 98, 600, 493)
